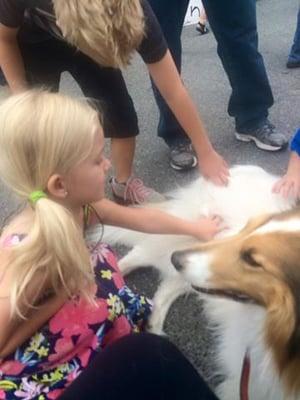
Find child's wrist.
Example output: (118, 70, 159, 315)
(287, 151, 300, 175)
(183, 221, 197, 238)
(189, 222, 204, 239)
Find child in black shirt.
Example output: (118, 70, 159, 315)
(0, 0, 229, 204)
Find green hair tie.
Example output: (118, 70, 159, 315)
(29, 190, 47, 204)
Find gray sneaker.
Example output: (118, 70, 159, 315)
(110, 177, 166, 205)
(235, 121, 288, 151)
(286, 60, 300, 69)
(170, 143, 198, 171)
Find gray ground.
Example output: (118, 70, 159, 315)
(0, 0, 299, 390)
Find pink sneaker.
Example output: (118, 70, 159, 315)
(110, 177, 166, 205)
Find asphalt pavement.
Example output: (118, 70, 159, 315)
(0, 0, 299, 389)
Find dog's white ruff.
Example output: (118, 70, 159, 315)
(86, 166, 297, 400)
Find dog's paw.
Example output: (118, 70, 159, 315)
(118, 258, 133, 276)
(147, 311, 167, 336)
(146, 322, 167, 336)
(118, 247, 146, 276)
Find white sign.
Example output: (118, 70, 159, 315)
(184, 0, 203, 26)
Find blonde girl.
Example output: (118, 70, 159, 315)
(0, 90, 222, 399)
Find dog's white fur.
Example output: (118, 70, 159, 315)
(87, 165, 297, 400)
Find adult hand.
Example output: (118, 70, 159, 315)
(198, 148, 230, 186)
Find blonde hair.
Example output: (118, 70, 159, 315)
(0, 90, 99, 318)
(53, 0, 145, 68)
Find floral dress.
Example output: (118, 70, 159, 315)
(0, 235, 152, 400)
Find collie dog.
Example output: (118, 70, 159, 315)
(89, 166, 299, 400)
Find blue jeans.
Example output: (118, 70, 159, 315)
(149, 0, 190, 147)
(288, 8, 300, 63)
(148, 0, 274, 143)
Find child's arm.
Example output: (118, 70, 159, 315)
(147, 50, 229, 186)
(273, 129, 300, 198)
(0, 24, 28, 93)
(0, 292, 66, 359)
(91, 198, 223, 241)
(0, 249, 66, 358)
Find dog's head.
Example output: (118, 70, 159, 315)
(172, 208, 300, 392)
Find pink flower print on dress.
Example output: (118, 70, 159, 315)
(102, 315, 131, 346)
(66, 364, 81, 384)
(48, 329, 98, 368)
(0, 390, 6, 399)
(47, 336, 73, 366)
(48, 389, 64, 399)
(49, 298, 108, 338)
(89, 243, 113, 267)
(105, 250, 120, 272)
(112, 272, 124, 289)
(0, 360, 25, 376)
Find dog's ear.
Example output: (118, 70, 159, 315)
(241, 213, 272, 235)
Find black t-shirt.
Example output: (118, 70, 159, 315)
(0, 0, 167, 64)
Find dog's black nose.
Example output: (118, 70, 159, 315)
(171, 251, 184, 271)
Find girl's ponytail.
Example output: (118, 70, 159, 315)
(10, 197, 94, 318)
(0, 90, 99, 318)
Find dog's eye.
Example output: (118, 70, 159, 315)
(241, 250, 261, 268)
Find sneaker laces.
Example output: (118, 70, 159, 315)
(171, 142, 193, 153)
(124, 177, 153, 204)
(261, 122, 274, 134)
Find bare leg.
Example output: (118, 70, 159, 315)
(110, 137, 135, 183)
(199, 6, 207, 26)
(110, 136, 165, 204)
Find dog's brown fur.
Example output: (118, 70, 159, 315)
(176, 208, 300, 396)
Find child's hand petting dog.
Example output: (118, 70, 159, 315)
(273, 152, 300, 199)
(193, 215, 224, 241)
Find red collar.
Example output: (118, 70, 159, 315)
(240, 350, 251, 400)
